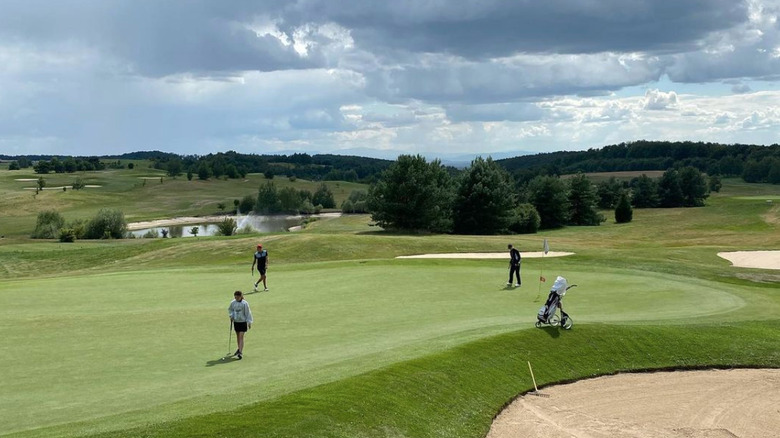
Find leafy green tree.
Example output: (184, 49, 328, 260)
(31, 210, 65, 239)
(453, 157, 516, 234)
(630, 174, 660, 208)
(367, 154, 454, 232)
(9, 161, 20, 170)
(679, 166, 709, 206)
(658, 169, 684, 207)
(197, 162, 210, 180)
(217, 202, 226, 212)
(312, 183, 336, 209)
(708, 174, 722, 193)
(567, 173, 604, 226)
(84, 208, 127, 239)
(71, 178, 85, 190)
(596, 177, 623, 209)
(34, 160, 52, 174)
(167, 159, 183, 177)
(190, 227, 199, 237)
(527, 175, 570, 229)
(767, 158, 780, 184)
(187, 170, 193, 181)
(255, 181, 281, 214)
(341, 190, 368, 213)
(37, 177, 46, 191)
(614, 191, 633, 223)
(128, 162, 135, 170)
(238, 194, 256, 214)
(508, 203, 540, 234)
(279, 187, 303, 213)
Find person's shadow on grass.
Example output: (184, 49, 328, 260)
(205, 356, 241, 367)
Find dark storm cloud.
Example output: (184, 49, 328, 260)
(284, 0, 748, 57)
(0, 0, 311, 76)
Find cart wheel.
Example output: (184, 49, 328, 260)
(549, 315, 560, 326)
(561, 317, 573, 330)
(534, 321, 541, 328)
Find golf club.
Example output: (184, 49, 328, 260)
(222, 320, 233, 360)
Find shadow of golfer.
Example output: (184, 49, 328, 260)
(205, 356, 240, 367)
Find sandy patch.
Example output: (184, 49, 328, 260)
(488, 368, 780, 438)
(717, 250, 780, 270)
(396, 252, 574, 259)
(14, 178, 39, 181)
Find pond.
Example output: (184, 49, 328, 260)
(128, 214, 305, 238)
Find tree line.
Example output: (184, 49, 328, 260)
(366, 155, 713, 234)
(499, 140, 780, 185)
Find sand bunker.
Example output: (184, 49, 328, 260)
(397, 252, 573, 259)
(488, 368, 779, 438)
(718, 250, 780, 270)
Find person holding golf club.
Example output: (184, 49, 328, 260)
(507, 244, 521, 287)
(228, 290, 253, 360)
(252, 243, 269, 292)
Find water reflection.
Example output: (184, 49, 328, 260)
(129, 214, 304, 238)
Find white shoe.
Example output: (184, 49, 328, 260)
(514, 283, 521, 287)
(506, 282, 512, 286)
(253, 286, 258, 292)
(263, 288, 269, 292)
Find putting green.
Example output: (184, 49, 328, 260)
(0, 260, 748, 436)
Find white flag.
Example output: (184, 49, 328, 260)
(543, 239, 549, 255)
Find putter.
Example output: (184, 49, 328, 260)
(222, 320, 233, 360)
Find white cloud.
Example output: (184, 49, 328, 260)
(643, 89, 679, 110)
(0, 1, 778, 159)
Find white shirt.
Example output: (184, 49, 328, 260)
(228, 299, 253, 323)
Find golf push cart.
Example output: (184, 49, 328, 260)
(535, 276, 577, 330)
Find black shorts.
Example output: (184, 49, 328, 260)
(258, 266, 267, 275)
(233, 321, 248, 332)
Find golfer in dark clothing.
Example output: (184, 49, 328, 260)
(252, 244, 269, 292)
(508, 244, 521, 287)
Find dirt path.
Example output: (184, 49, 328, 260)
(488, 368, 780, 438)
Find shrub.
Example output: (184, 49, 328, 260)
(59, 228, 76, 242)
(509, 203, 541, 234)
(84, 208, 128, 239)
(216, 217, 237, 236)
(71, 178, 86, 190)
(31, 210, 65, 239)
(67, 219, 87, 239)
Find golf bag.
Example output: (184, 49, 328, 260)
(535, 276, 574, 329)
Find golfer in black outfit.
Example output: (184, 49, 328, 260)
(507, 244, 521, 287)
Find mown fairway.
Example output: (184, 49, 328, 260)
(0, 168, 778, 438)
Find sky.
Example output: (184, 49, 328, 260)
(0, 0, 779, 161)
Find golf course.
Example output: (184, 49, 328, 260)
(1, 164, 778, 437)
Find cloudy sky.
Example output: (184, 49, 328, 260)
(1, 0, 778, 160)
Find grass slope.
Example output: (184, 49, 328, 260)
(83, 322, 780, 438)
(0, 172, 778, 437)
